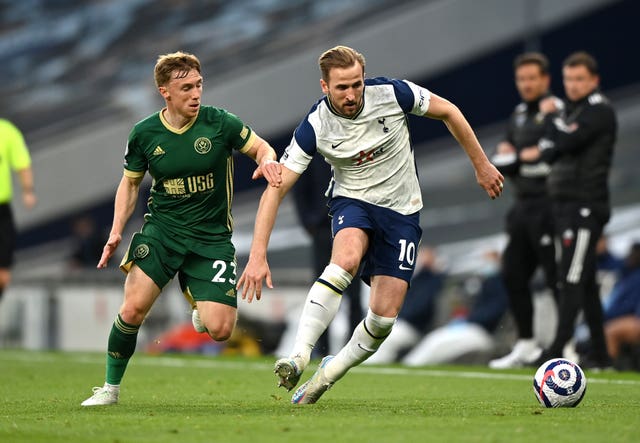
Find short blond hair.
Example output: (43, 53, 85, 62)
(318, 45, 365, 81)
(154, 51, 201, 87)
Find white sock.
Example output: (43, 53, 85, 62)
(105, 382, 120, 391)
(324, 309, 396, 382)
(290, 263, 352, 369)
(364, 319, 421, 365)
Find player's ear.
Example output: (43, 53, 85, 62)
(320, 79, 329, 95)
(158, 86, 169, 100)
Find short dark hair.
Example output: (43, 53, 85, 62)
(563, 51, 599, 75)
(513, 52, 550, 75)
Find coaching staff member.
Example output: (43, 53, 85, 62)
(489, 53, 559, 369)
(521, 51, 616, 369)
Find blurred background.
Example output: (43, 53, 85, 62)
(2, 0, 639, 360)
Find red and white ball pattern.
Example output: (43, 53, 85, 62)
(533, 358, 587, 408)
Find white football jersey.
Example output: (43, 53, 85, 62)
(281, 77, 431, 215)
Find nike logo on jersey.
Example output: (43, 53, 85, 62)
(331, 141, 345, 149)
(338, 215, 344, 225)
(398, 264, 412, 271)
(153, 146, 166, 156)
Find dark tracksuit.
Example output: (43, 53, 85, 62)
(540, 88, 617, 362)
(492, 95, 558, 340)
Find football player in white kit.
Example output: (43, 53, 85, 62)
(238, 46, 504, 404)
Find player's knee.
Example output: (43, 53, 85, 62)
(344, 258, 362, 276)
(118, 304, 146, 326)
(208, 331, 232, 342)
(206, 322, 233, 342)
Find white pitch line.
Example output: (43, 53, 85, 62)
(2, 351, 640, 386)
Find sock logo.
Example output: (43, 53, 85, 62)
(309, 300, 327, 311)
(357, 343, 375, 353)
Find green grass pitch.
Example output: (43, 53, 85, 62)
(1, 350, 639, 443)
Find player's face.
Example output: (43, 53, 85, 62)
(514, 64, 549, 102)
(562, 65, 599, 102)
(321, 63, 364, 117)
(159, 69, 203, 119)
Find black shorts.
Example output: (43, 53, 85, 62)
(0, 203, 16, 268)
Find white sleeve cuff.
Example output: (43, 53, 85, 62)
(280, 139, 313, 174)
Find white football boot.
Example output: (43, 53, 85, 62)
(81, 384, 119, 406)
(489, 339, 542, 369)
(291, 356, 334, 404)
(274, 357, 303, 391)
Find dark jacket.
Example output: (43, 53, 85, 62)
(541, 89, 617, 206)
(491, 94, 554, 199)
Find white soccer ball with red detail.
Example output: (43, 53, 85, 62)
(533, 358, 587, 407)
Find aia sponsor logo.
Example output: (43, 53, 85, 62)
(353, 146, 384, 165)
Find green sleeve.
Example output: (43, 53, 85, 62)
(223, 111, 255, 153)
(123, 128, 147, 176)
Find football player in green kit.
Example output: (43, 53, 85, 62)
(81, 51, 282, 406)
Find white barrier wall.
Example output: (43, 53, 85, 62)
(55, 287, 124, 351)
(0, 284, 308, 352)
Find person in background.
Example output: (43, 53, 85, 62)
(601, 243, 640, 368)
(489, 52, 559, 369)
(403, 250, 509, 366)
(521, 51, 617, 369)
(68, 214, 106, 270)
(364, 246, 446, 364)
(0, 118, 36, 303)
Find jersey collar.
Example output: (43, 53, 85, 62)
(159, 107, 199, 134)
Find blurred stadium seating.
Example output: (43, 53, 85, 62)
(0, 0, 416, 142)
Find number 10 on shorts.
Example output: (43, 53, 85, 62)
(398, 239, 416, 268)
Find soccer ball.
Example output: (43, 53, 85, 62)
(533, 358, 587, 407)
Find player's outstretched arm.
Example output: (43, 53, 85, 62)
(238, 167, 300, 302)
(245, 134, 282, 188)
(425, 93, 504, 199)
(97, 174, 142, 268)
